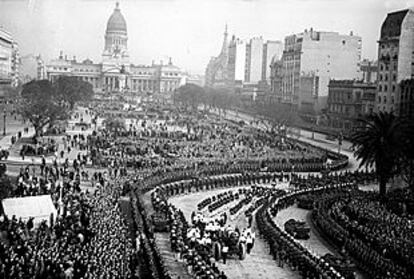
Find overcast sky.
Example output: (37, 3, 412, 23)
(0, 0, 413, 74)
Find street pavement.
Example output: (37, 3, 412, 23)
(141, 191, 193, 279)
(274, 204, 367, 279)
(169, 187, 300, 279)
(211, 108, 362, 173)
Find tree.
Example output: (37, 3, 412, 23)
(351, 112, 403, 197)
(3, 85, 21, 103)
(399, 116, 414, 194)
(202, 86, 240, 113)
(175, 84, 205, 110)
(55, 76, 94, 109)
(19, 80, 69, 137)
(0, 173, 12, 200)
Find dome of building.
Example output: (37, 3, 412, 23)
(106, 2, 127, 34)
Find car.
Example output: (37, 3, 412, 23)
(212, 231, 247, 261)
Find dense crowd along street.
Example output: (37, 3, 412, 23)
(0, 95, 411, 279)
(3, 1, 414, 278)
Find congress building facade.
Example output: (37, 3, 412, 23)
(46, 2, 184, 94)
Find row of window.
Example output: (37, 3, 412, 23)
(52, 67, 68, 71)
(378, 95, 395, 104)
(112, 39, 125, 45)
(330, 104, 351, 114)
(400, 104, 414, 116)
(378, 105, 393, 112)
(378, 84, 397, 93)
(76, 68, 96, 73)
(52, 67, 97, 73)
(380, 43, 397, 49)
(401, 90, 414, 101)
(132, 71, 179, 76)
(51, 67, 181, 77)
(163, 72, 179, 76)
(378, 73, 397, 82)
(379, 62, 397, 72)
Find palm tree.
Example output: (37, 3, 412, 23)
(399, 115, 414, 194)
(351, 112, 403, 197)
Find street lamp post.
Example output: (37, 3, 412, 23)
(311, 125, 315, 140)
(3, 109, 6, 136)
(338, 132, 343, 154)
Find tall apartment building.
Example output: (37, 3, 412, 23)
(0, 27, 19, 91)
(399, 79, 414, 117)
(227, 36, 246, 85)
(278, 28, 361, 114)
(243, 37, 283, 84)
(11, 42, 19, 87)
(376, 9, 414, 115)
(269, 58, 283, 103)
(0, 28, 13, 86)
(226, 36, 282, 86)
(246, 37, 264, 83)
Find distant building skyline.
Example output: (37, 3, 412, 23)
(275, 29, 362, 114)
(0, 0, 412, 75)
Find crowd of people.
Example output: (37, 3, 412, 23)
(87, 103, 350, 177)
(0, 174, 135, 279)
(0, 107, 136, 278)
(312, 190, 413, 279)
(257, 181, 361, 279)
(3, 99, 404, 279)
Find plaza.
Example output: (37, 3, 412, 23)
(1, 1, 414, 279)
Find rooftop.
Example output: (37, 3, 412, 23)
(329, 79, 377, 88)
(380, 9, 409, 39)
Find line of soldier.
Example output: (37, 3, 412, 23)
(313, 190, 410, 279)
(257, 188, 354, 279)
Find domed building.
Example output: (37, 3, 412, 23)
(102, 2, 129, 70)
(46, 2, 184, 94)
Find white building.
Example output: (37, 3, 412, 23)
(0, 27, 20, 87)
(279, 28, 362, 113)
(228, 37, 246, 84)
(0, 28, 13, 85)
(46, 2, 183, 94)
(246, 37, 264, 84)
(226, 35, 282, 87)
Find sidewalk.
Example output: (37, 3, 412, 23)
(1, 107, 95, 166)
(0, 127, 35, 150)
(211, 108, 361, 172)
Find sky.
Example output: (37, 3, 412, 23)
(0, 0, 414, 75)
